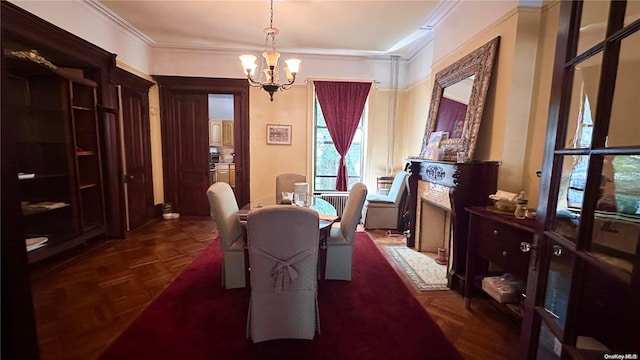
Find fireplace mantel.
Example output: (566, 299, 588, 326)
(406, 158, 499, 294)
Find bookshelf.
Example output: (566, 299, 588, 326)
(6, 56, 106, 264)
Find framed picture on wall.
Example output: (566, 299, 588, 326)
(266, 124, 292, 145)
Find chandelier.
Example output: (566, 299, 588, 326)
(239, 0, 301, 101)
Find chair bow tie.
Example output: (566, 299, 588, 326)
(254, 248, 314, 293)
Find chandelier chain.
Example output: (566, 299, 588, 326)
(269, 0, 274, 29)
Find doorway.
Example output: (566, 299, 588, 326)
(154, 76, 250, 215)
(208, 94, 236, 193)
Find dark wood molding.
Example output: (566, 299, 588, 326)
(153, 75, 250, 208)
(114, 68, 155, 228)
(1, 2, 115, 71)
(1, 35, 40, 360)
(112, 67, 154, 92)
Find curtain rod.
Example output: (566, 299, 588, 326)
(305, 78, 380, 85)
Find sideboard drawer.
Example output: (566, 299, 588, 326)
(464, 206, 535, 315)
(476, 221, 530, 280)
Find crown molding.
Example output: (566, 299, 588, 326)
(82, 0, 155, 45)
(80, 0, 459, 62)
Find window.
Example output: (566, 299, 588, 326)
(313, 96, 366, 192)
(567, 95, 640, 215)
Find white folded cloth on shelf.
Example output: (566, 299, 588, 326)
(489, 190, 519, 202)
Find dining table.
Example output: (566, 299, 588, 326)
(236, 196, 339, 280)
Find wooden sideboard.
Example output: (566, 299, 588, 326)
(464, 206, 534, 316)
(406, 159, 499, 294)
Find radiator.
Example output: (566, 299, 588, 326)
(315, 192, 349, 218)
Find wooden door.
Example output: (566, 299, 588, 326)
(117, 76, 154, 231)
(520, 1, 640, 358)
(173, 93, 211, 216)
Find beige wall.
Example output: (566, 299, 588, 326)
(147, 3, 561, 206)
(397, 78, 431, 162)
(396, 3, 560, 209)
(15, 1, 563, 210)
(249, 83, 396, 200)
(134, 4, 561, 209)
(525, 2, 561, 209)
(249, 85, 310, 200)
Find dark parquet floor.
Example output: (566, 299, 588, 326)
(29, 217, 520, 360)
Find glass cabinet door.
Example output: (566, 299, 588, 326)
(521, 1, 640, 359)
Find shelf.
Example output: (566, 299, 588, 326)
(22, 203, 70, 216)
(19, 173, 69, 180)
(8, 59, 106, 266)
(27, 235, 85, 264)
(83, 223, 104, 233)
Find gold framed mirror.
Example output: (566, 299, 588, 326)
(419, 37, 500, 162)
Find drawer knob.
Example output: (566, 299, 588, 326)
(520, 242, 535, 253)
(502, 251, 508, 257)
(493, 230, 499, 236)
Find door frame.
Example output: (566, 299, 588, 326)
(154, 76, 250, 209)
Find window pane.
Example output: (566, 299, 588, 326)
(543, 241, 575, 331)
(577, 0, 610, 54)
(536, 321, 562, 359)
(347, 177, 360, 189)
(588, 154, 640, 275)
(313, 95, 366, 192)
(574, 261, 630, 354)
(625, 1, 640, 27)
(316, 139, 340, 176)
(315, 177, 336, 192)
(607, 31, 640, 147)
(316, 106, 326, 127)
(346, 140, 362, 177)
(555, 155, 588, 242)
(564, 54, 602, 149)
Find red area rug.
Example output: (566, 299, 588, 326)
(100, 232, 462, 360)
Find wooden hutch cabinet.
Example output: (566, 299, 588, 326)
(6, 56, 106, 264)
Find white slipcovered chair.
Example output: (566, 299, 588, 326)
(246, 206, 320, 342)
(275, 173, 306, 203)
(206, 182, 246, 289)
(324, 183, 368, 281)
(362, 171, 408, 230)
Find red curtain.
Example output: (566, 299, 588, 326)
(314, 81, 371, 191)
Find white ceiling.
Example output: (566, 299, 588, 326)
(95, 0, 457, 59)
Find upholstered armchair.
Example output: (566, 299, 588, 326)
(206, 182, 246, 289)
(246, 206, 320, 342)
(325, 183, 368, 281)
(275, 173, 307, 203)
(362, 171, 408, 230)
